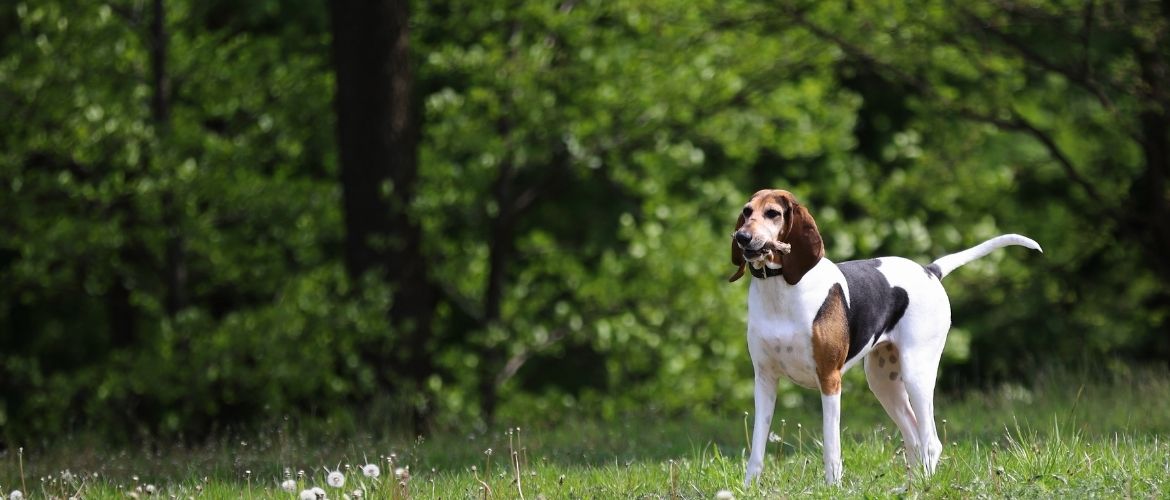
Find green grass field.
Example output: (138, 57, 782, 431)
(3, 366, 1168, 499)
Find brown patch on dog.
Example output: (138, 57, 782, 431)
(728, 213, 747, 282)
(779, 200, 825, 286)
(812, 283, 850, 395)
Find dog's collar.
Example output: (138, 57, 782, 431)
(749, 264, 783, 279)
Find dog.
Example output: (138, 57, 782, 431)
(730, 189, 1041, 486)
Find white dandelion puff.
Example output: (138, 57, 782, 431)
(352, 489, 363, 498)
(144, 484, 156, 495)
(327, 470, 345, 488)
(298, 489, 317, 500)
(312, 486, 327, 498)
(361, 464, 380, 478)
(281, 479, 298, 493)
(9, 491, 24, 500)
(715, 490, 735, 500)
(394, 467, 409, 481)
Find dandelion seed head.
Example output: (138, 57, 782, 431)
(311, 486, 326, 498)
(352, 489, 363, 498)
(394, 467, 409, 481)
(281, 479, 297, 493)
(9, 490, 24, 500)
(361, 464, 380, 478)
(144, 484, 156, 495)
(715, 490, 736, 500)
(327, 470, 345, 488)
(298, 489, 317, 500)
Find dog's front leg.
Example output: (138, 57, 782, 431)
(744, 367, 778, 487)
(820, 392, 844, 484)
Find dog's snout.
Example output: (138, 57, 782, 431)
(734, 230, 753, 247)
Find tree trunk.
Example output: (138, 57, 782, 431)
(329, 0, 438, 433)
(478, 156, 517, 423)
(150, 0, 187, 317)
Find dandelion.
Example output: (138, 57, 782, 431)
(281, 479, 298, 493)
(327, 470, 345, 488)
(361, 464, 380, 478)
(715, 490, 735, 500)
(9, 491, 24, 500)
(394, 467, 410, 481)
(768, 432, 781, 443)
(298, 489, 317, 500)
(352, 489, 363, 498)
(312, 486, 326, 498)
(144, 484, 156, 495)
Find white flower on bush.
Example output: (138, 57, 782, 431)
(327, 470, 345, 488)
(361, 464, 380, 478)
(281, 479, 297, 493)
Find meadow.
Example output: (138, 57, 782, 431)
(3, 366, 1168, 499)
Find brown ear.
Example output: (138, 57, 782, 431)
(728, 213, 747, 282)
(780, 203, 824, 285)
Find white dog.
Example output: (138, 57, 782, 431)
(729, 189, 1041, 486)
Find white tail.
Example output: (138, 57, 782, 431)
(929, 234, 1042, 279)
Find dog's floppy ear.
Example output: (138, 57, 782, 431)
(780, 202, 824, 285)
(728, 213, 747, 282)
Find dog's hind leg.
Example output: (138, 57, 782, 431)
(899, 340, 946, 475)
(865, 343, 922, 467)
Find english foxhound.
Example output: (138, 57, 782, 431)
(730, 189, 1041, 486)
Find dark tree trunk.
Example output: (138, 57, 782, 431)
(478, 156, 517, 422)
(150, 0, 187, 317)
(1132, 38, 1170, 360)
(329, 0, 438, 433)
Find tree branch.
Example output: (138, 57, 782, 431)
(782, 6, 1110, 207)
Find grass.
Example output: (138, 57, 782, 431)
(2, 366, 1169, 498)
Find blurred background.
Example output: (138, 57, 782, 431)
(0, 0, 1167, 444)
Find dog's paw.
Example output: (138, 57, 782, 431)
(824, 459, 843, 485)
(744, 460, 763, 488)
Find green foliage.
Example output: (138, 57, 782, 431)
(1, 0, 1168, 439)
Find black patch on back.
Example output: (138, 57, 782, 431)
(838, 259, 910, 361)
(924, 263, 942, 279)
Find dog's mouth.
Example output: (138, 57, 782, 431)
(741, 246, 767, 261)
(739, 240, 770, 262)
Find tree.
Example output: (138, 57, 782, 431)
(329, 0, 439, 430)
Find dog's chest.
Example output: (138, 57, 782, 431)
(748, 323, 819, 389)
(746, 285, 822, 389)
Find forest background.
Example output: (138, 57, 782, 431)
(1, 0, 1168, 444)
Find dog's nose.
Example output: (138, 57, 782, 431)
(734, 230, 752, 247)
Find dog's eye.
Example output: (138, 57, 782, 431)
(742, 207, 753, 218)
(765, 209, 781, 219)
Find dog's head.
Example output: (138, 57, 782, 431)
(729, 189, 824, 285)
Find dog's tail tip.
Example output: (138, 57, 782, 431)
(1003, 233, 1043, 254)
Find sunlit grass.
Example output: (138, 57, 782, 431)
(3, 366, 1168, 498)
